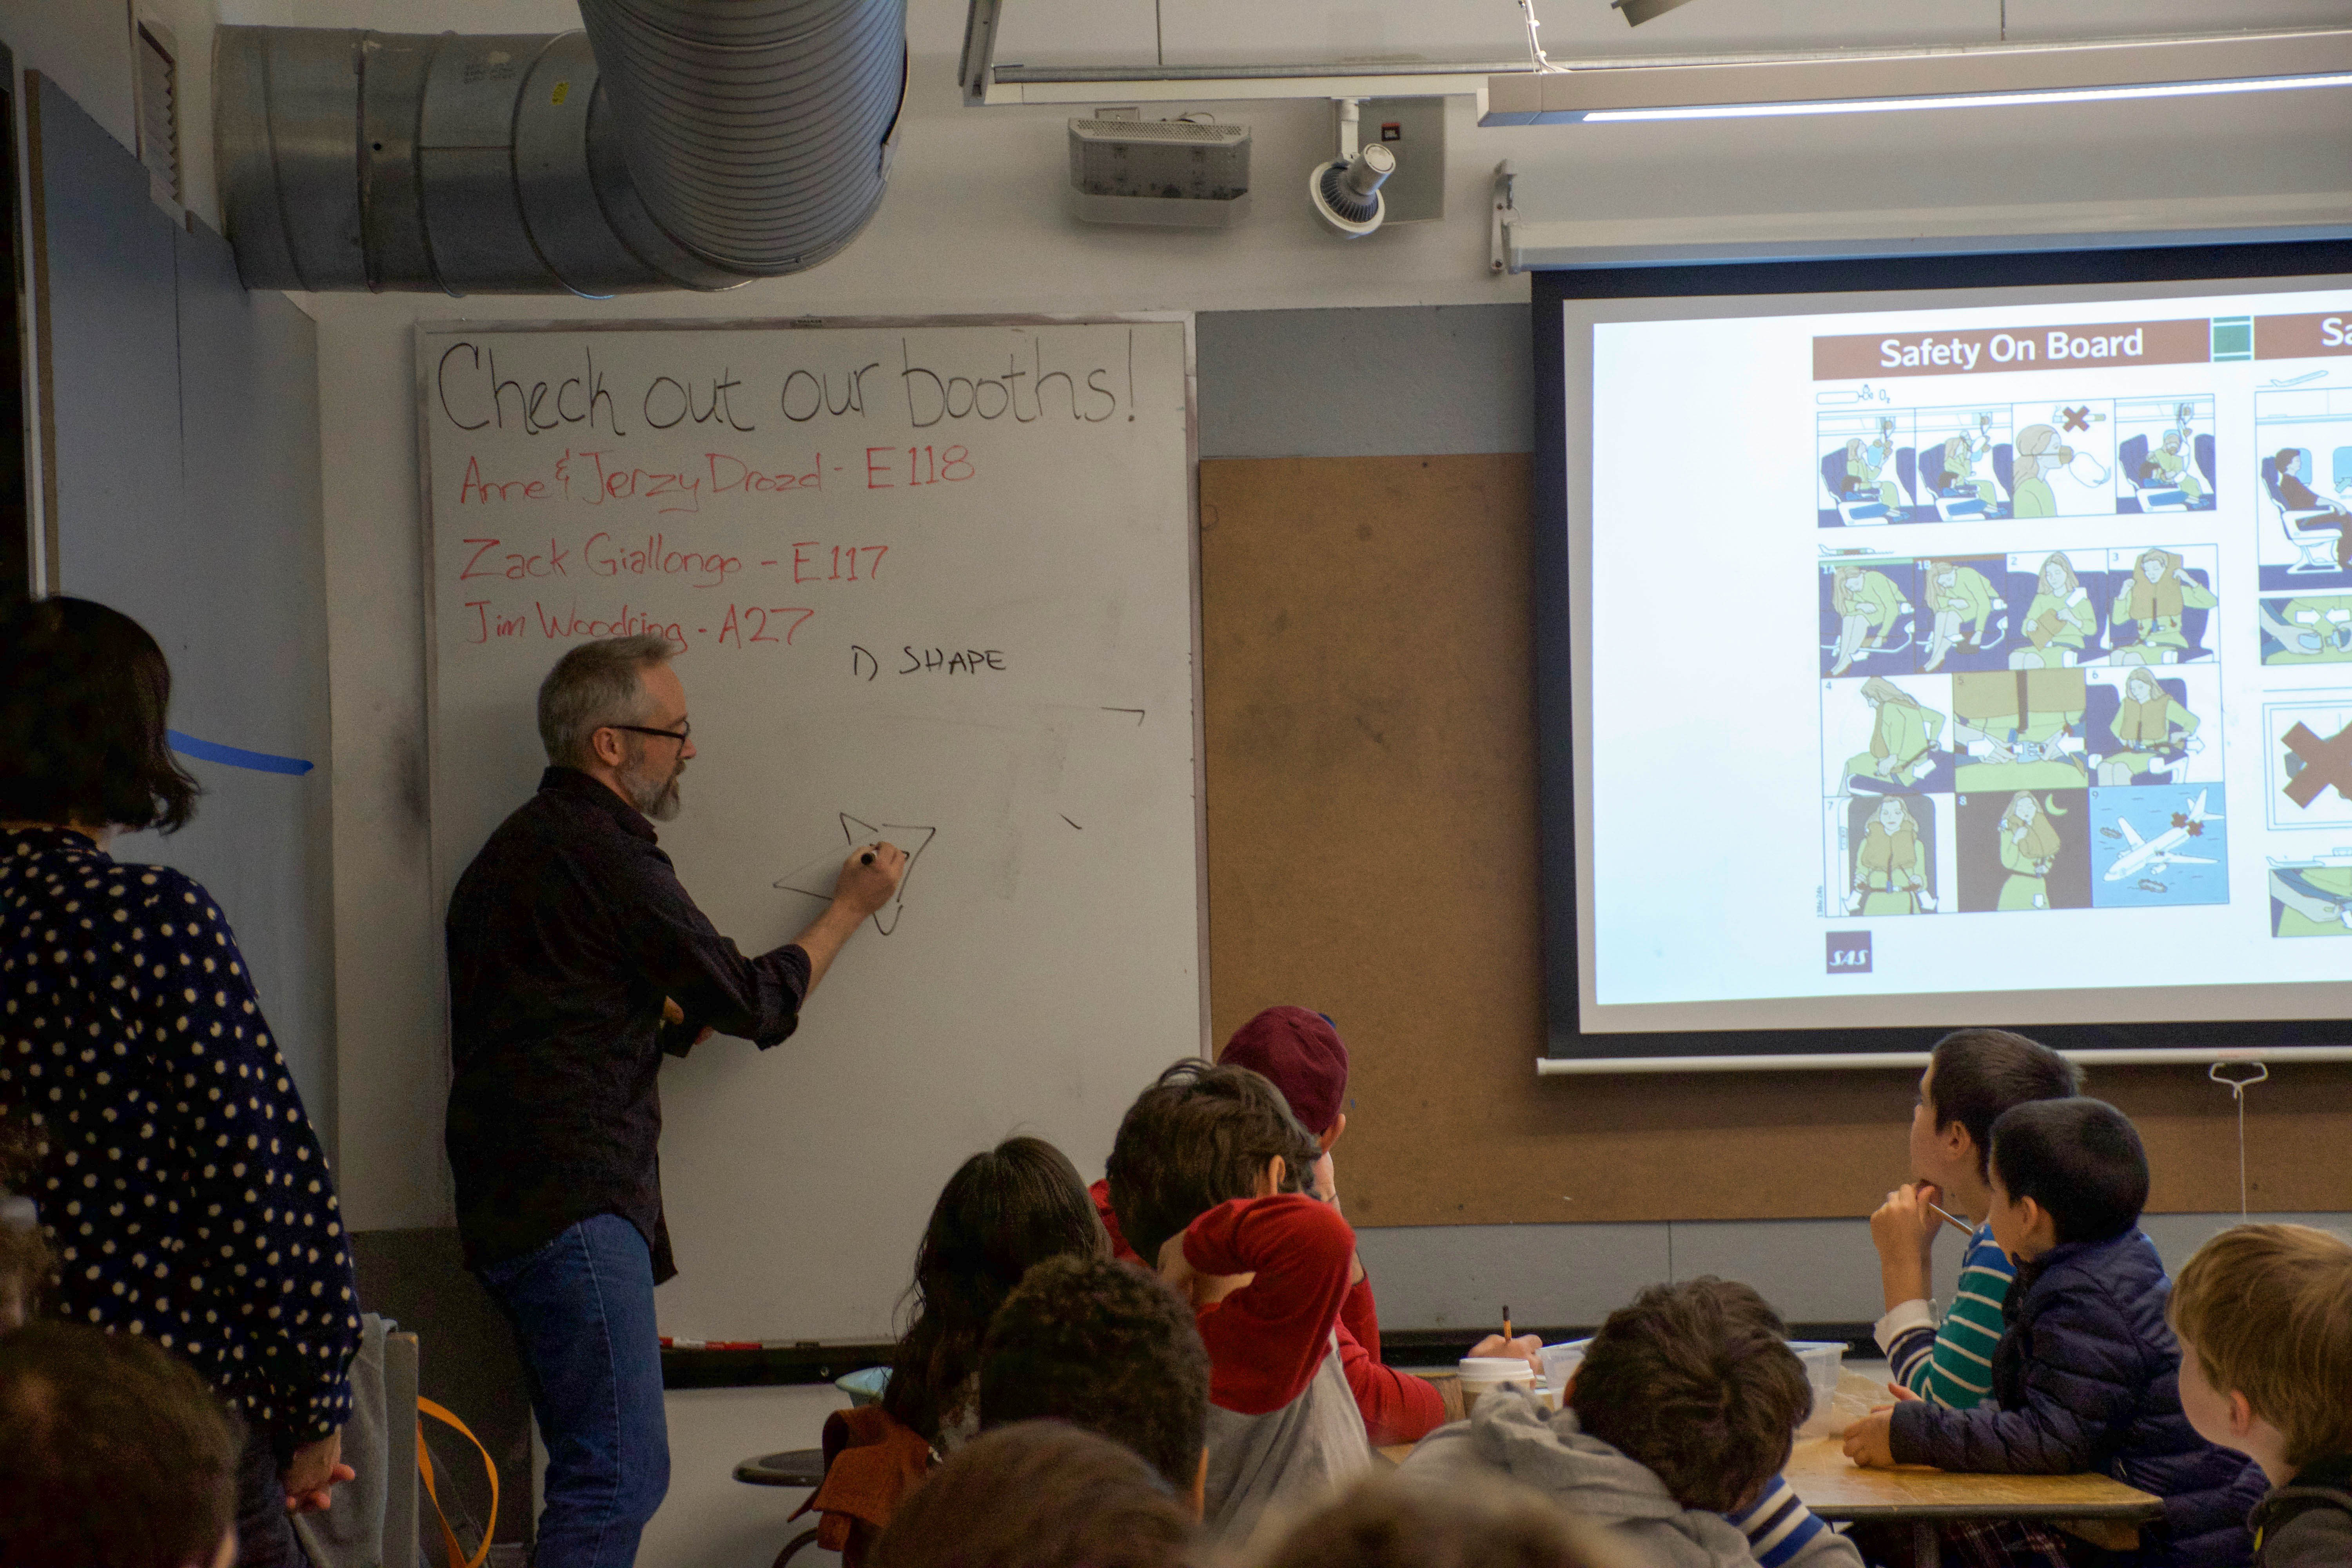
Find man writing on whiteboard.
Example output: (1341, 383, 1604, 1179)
(444, 635, 906, 1567)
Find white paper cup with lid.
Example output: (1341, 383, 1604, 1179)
(1457, 1355, 1550, 1415)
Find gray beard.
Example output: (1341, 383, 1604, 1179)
(626, 763, 683, 821)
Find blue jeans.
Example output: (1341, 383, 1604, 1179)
(477, 1214, 670, 1568)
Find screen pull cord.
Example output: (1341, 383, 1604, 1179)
(2207, 1061, 2269, 1218)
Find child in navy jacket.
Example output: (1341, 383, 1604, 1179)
(1844, 1099, 2266, 1566)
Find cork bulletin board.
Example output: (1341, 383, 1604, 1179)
(1199, 452, 2352, 1227)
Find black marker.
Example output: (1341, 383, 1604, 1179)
(860, 849, 877, 866)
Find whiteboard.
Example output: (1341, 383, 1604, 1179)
(416, 318, 1202, 1339)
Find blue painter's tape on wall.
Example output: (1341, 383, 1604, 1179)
(167, 730, 316, 776)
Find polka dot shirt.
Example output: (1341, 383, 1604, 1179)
(0, 827, 359, 1442)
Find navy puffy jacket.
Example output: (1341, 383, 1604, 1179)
(1889, 1230, 2267, 1567)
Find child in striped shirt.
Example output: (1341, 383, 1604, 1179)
(1869, 1029, 2082, 1408)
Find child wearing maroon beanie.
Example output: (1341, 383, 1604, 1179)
(1092, 1007, 1484, 1447)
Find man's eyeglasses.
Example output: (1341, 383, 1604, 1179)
(608, 722, 691, 745)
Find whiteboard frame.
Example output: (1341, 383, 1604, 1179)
(409, 310, 1213, 1100)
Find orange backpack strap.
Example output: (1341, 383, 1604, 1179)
(417, 1396, 501, 1568)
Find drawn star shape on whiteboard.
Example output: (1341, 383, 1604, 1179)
(773, 813, 938, 935)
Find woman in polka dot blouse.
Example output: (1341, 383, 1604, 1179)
(0, 596, 361, 1568)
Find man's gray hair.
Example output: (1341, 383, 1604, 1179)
(537, 635, 674, 767)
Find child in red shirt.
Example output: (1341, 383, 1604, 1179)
(1105, 1059, 1373, 1539)
(1093, 1009, 1479, 1446)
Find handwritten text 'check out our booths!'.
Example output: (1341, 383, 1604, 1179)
(433, 334, 1142, 439)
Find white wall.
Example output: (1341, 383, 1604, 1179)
(18, 0, 2352, 1239)
(302, 2, 2352, 1235)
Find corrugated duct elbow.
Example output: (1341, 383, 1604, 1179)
(212, 2, 906, 296)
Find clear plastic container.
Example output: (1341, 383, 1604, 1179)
(1539, 1338, 1589, 1394)
(1788, 1341, 1847, 1437)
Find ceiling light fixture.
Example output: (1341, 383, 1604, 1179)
(1580, 71, 2352, 123)
(1484, 25, 2352, 127)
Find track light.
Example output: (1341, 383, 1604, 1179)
(1612, 0, 1704, 25)
(1309, 100, 1395, 238)
(1312, 144, 1394, 236)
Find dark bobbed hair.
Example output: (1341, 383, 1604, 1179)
(0, 597, 198, 832)
(0, 1321, 241, 1568)
(1926, 1029, 2084, 1180)
(979, 1253, 1210, 1491)
(1989, 1097, 2149, 1246)
(1570, 1277, 1809, 1515)
(868, 1421, 1193, 1568)
(881, 1136, 1107, 1446)
(1261, 1474, 1626, 1568)
(1104, 1059, 1321, 1268)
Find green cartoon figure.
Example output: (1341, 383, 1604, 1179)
(1829, 563, 1907, 676)
(2109, 548, 2215, 664)
(1996, 791, 2065, 911)
(1922, 559, 1996, 671)
(1840, 677, 1945, 795)
(2095, 668, 2201, 786)
(2143, 420, 2205, 504)
(1929, 423, 1999, 507)
(1849, 795, 1935, 915)
(1845, 436, 1904, 513)
(2014, 552, 2096, 668)
(2009, 425, 2074, 519)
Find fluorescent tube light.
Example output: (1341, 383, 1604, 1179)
(1481, 27, 2352, 128)
(1581, 71, 2352, 122)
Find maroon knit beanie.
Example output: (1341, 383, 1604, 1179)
(1219, 1006, 1348, 1136)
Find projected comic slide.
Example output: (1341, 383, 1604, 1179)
(2269, 854, 2352, 938)
(2263, 693, 2352, 831)
(1810, 319, 2226, 529)
(1576, 284, 2352, 1016)
(1819, 546, 2218, 679)
(1826, 793, 1951, 918)
(1817, 539, 2230, 922)
(2254, 385, 2352, 590)
(2258, 593, 2352, 664)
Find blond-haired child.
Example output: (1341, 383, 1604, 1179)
(2171, 1224, 2352, 1568)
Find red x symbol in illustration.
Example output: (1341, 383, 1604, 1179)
(2060, 407, 2091, 432)
(2283, 720, 2352, 807)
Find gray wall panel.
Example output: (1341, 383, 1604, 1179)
(37, 78, 179, 597)
(2139, 1211, 2352, 1273)
(1363, 1211, 2352, 1334)
(36, 75, 338, 1150)
(1670, 1219, 1881, 1326)
(1355, 1222, 1670, 1332)
(1196, 304, 1532, 459)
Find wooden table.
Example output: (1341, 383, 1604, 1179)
(1784, 1437, 2163, 1568)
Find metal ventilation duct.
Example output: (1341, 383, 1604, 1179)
(212, 3, 906, 297)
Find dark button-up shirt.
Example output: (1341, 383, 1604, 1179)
(444, 769, 810, 1280)
(0, 827, 361, 1442)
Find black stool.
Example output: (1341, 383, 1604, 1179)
(735, 1448, 827, 1566)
